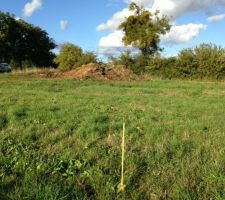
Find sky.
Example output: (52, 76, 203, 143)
(0, 0, 225, 57)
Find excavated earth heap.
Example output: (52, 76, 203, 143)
(59, 63, 137, 81)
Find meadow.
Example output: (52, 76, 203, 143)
(0, 73, 225, 199)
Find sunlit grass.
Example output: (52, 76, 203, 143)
(0, 74, 225, 199)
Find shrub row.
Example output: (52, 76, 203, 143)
(111, 44, 225, 79)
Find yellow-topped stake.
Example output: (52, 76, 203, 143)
(117, 123, 126, 192)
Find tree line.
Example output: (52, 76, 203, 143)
(109, 3, 225, 79)
(111, 43, 225, 79)
(0, 11, 56, 68)
(1, 4, 225, 80)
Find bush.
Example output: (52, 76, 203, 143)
(54, 43, 97, 71)
(176, 48, 198, 78)
(195, 44, 225, 79)
(77, 52, 97, 67)
(176, 44, 225, 79)
(21, 60, 36, 68)
(147, 54, 178, 78)
(109, 51, 149, 74)
(146, 43, 225, 80)
(10, 59, 37, 69)
(109, 51, 134, 67)
(10, 59, 21, 69)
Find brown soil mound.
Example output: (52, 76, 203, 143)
(59, 63, 137, 81)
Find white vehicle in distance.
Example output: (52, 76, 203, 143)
(0, 63, 12, 73)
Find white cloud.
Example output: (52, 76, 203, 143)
(107, 0, 121, 7)
(97, 8, 133, 32)
(97, 0, 225, 55)
(98, 24, 207, 55)
(125, 0, 225, 20)
(125, 0, 154, 7)
(98, 0, 225, 32)
(207, 13, 225, 22)
(161, 23, 207, 45)
(23, 0, 42, 17)
(98, 30, 128, 56)
(99, 30, 124, 47)
(98, 46, 132, 57)
(60, 20, 69, 31)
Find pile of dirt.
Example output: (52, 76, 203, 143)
(59, 63, 138, 81)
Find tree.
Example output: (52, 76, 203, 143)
(0, 12, 18, 62)
(16, 20, 56, 67)
(118, 3, 170, 57)
(0, 11, 56, 68)
(54, 43, 97, 71)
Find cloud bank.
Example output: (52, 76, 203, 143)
(161, 23, 207, 45)
(23, 0, 42, 17)
(125, 0, 225, 20)
(207, 13, 225, 22)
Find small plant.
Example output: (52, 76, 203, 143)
(0, 112, 8, 131)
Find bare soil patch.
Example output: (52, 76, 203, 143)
(58, 63, 138, 81)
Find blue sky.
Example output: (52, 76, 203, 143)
(0, 0, 225, 57)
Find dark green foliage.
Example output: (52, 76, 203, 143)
(0, 11, 56, 68)
(133, 54, 149, 74)
(0, 113, 8, 131)
(21, 60, 36, 68)
(109, 52, 149, 74)
(9, 59, 21, 69)
(54, 43, 97, 71)
(13, 107, 28, 119)
(147, 54, 179, 78)
(109, 51, 135, 68)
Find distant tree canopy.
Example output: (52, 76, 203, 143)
(0, 11, 56, 68)
(54, 43, 97, 71)
(119, 3, 170, 57)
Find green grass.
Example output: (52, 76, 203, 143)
(0, 74, 225, 199)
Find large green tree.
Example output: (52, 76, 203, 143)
(119, 3, 170, 57)
(0, 12, 17, 62)
(0, 11, 56, 68)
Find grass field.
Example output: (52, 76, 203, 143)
(0, 73, 225, 199)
